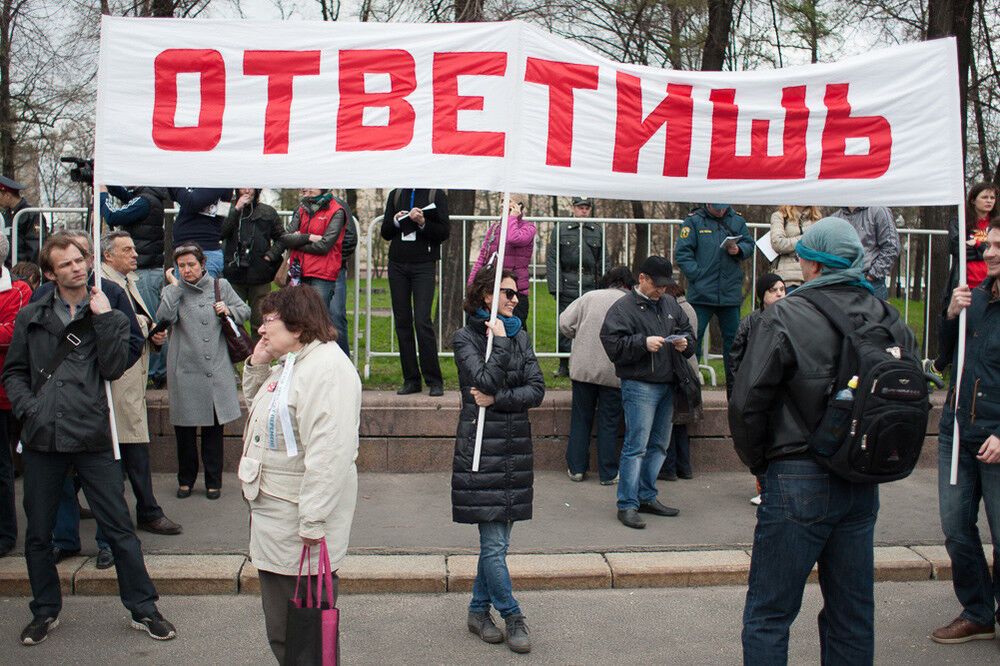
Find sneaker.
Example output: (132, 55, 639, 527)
(467, 611, 503, 644)
(130, 611, 177, 640)
(750, 494, 762, 506)
(504, 614, 531, 654)
(95, 548, 114, 570)
(567, 469, 584, 482)
(930, 616, 995, 644)
(20, 616, 58, 645)
(600, 474, 619, 486)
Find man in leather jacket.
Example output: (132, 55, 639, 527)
(728, 217, 915, 664)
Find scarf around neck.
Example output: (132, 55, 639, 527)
(300, 192, 333, 216)
(476, 307, 522, 337)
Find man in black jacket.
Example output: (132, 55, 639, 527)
(2, 235, 175, 645)
(381, 188, 450, 396)
(600, 256, 695, 529)
(728, 217, 914, 664)
(930, 217, 1000, 645)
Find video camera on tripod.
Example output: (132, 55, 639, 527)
(60, 156, 95, 185)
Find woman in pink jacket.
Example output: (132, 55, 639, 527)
(468, 200, 537, 328)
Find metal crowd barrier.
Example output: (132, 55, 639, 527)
(358, 215, 949, 384)
(4, 206, 949, 382)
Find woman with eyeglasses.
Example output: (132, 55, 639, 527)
(451, 267, 545, 655)
(157, 243, 249, 500)
(240, 286, 361, 664)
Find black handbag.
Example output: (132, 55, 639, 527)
(671, 347, 703, 419)
(214, 278, 254, 363)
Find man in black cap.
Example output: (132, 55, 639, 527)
(0, 175, 40, 265)
(600, 256, 696, 529)
(547, 197, 604, 377)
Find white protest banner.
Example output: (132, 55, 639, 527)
(96, 18, 963, 207)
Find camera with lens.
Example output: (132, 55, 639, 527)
(60, 156, 95, 184)
(229, 239, 252, 269)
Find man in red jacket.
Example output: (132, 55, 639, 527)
(0, 233, 33, 556)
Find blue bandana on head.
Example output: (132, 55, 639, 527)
(476, 308, 522, 337)
(794, 217, 875, 294)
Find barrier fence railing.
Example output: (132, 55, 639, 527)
(360, 215, 949, 384)
(5, 207, 948, 385)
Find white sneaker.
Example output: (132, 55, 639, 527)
(567, 469, 584, 482)
(600, 474, 619, 486)
(750, 494, 762, 506)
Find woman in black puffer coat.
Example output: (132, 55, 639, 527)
(452, 267, 544, 654)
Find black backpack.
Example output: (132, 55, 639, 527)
(791, 289, 930, 484)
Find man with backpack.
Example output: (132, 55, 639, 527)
(728, 217, 925, 664)
(931, 216, 1000, 645)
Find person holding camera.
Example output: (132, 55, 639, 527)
(157, 243, 249, 500)
(221, 188, 283, 340)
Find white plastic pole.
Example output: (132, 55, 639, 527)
(471, 192, 513, 473)
(93, 180, 122, 461)
(950, 198, 967, 486)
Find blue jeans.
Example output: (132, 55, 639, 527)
(469, 521, 521, 618)
(303, 273, 350, 357)
(692, 304, 740, 392)
(743, 459, 879, 665)
(566, 381, 621, 482)
(617, 380, 673, 511)
(938, 431, 1000, 626)
(135, 267, 165, 380)
(204, 249, 224, 278)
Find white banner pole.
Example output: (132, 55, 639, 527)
(950, 198, 967, 486)
(93, 180, 122, 461)
(471, 192, 512, 473)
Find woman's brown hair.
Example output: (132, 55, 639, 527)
(172, 243, 206, 265)
(464, 266, 517, 316)
(260, 285, 337, 344)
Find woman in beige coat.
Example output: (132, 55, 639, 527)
(769, 205, 822, 288)
(239, 286, 361, 664)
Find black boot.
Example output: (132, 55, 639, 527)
(467, 611, 503, 644)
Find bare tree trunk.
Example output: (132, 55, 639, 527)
(150, 0, 174, 17)
(631, 200, 648, 268)
(701, 0, 734, 71)
(0, 0, 13, 178)
(970, 55, 991, 180)
(440, 189, 475, 348)
(924, 0, 974, 357)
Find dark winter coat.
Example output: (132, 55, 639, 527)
(2, 291, 130, 453)
(102, 186, 168, 269)
(545, 220, 604, 300)
(600, 289, 696, 384)
(380, 189, 450, 263)
(221, 201, 284, 285)
(451, 316, 545, 524)
(674, 206, 754, 306)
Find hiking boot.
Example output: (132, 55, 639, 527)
(130, 611, 177, 640)
(505, 614, 531, 653)
(21, 616, 58, 645)
(467, 611, 503, 644)
(930, 616, 995, 644)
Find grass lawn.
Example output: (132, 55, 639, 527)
(345, 280, 932, 391)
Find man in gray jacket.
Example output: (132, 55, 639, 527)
(830, 206, 900, 300)
(3, 235, 176, 645)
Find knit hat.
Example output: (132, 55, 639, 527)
(756, 272, 784, 309)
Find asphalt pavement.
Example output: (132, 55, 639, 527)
(7, 468, 988, 557)
(0, 581, 994, 665)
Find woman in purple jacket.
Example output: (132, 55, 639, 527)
(468, 200, 537, 328)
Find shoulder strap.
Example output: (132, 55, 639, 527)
(214, 277, 221, 303)
(37, 315, 94, 389)
(790, 289, 854, 337)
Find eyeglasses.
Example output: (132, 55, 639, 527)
(262, 314, 282, 325)
(499, 288, 519, 300)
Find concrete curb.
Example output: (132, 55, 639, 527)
(2, 544, 986, 597)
